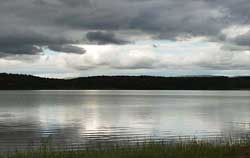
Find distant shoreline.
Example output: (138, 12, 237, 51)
(1, 73, 250, 90)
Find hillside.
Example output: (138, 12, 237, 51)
(0, 73, 250, 90)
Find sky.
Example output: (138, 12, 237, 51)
(1, 0, 250, 78)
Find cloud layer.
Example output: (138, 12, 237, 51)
(86, 31, 129, 45)
(1, 0, 250, 49)
(1, 0, 250, 76)
(48, 45, 86, 54)
(2, 39, 250, 78)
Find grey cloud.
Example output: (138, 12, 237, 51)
(1, 0, 250, 57)
(0, 45, 42, 58)
(86, 31, 130, 45)
(219, 31, 250, 51)
(205, 0, 250, 24)
(48, 45, 86, 54)
(58, 0, 91, 7)
(220, 44, 249, 52)
(0, 28, 72, 46)
(0, 26, 75, 56)
(231, 32, 250, 47)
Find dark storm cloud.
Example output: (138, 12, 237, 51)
(0, 45, 42, 58)
(48, 45, 86, 54)
(0, 28, 72, 46)
(0, 27, 74, 56)
(86, 32, 129, 45)
(1, 0, 250, 57)
(58, 0, 91, 7)
(231, 32, 250, 47)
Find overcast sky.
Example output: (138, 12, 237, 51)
(1, 0, 250, 78)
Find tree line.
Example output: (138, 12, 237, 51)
(1, 73, 250, 90)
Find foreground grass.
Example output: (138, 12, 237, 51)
(2, 140, 250, 158)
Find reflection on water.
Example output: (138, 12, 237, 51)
(0, 90, 250, 150)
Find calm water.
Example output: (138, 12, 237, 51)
(0, 90, 250, 150)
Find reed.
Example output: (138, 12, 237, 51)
(2, 138, 250, 158)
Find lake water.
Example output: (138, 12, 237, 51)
(0, 90, 250, 151)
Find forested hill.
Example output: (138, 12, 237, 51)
(1, 73, 250, 90)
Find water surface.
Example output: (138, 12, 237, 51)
(0, 90, 250, 150)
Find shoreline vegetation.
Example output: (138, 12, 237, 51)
(2, 138, 250, 158)
(1, 73, 250, 90)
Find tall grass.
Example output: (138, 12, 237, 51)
(2, 138, 250, 158)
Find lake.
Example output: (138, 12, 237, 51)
(0, 90, 250, 151)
